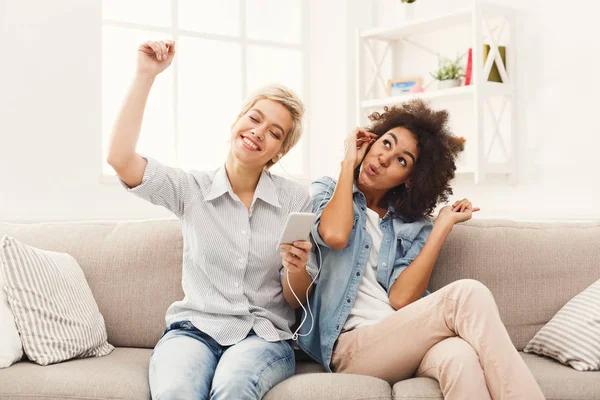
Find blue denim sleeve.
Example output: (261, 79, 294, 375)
(309, 176, 337, 248)
(388, 221, 434, 296)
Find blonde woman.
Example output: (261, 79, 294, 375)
(107, 40, 316, 400)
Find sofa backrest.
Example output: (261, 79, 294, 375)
(429, 219, 600, 350)
(2, 219, 599, 350)
(0, 220, 183, 349)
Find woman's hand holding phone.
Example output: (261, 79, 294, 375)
(280, 241, 312, 275)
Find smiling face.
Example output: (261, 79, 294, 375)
(229, 99, 294, 169)
(358, 126, 420, 192)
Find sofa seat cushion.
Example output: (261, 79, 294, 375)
(393, 377, 442, 399)
(265, 361, 392, 400)
(0, 347, 150, 400)
(523, 352, 600, 400)
(390, 352, 600, 400)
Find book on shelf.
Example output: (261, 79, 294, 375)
(464, 48, 473, 85)
(464, 46, 508, 85)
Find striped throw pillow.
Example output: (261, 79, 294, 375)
(0, 236, 114, 366)
(524, 279, 600, 371)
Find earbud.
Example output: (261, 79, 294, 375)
(272, 153, 283, 163)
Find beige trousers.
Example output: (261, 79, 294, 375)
(331, 279, 545, 400)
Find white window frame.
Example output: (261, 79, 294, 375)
(100, 0, 311, 184)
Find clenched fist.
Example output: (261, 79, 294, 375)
(137, 40, 176, 78)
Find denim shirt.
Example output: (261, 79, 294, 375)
(296, 176, 433, 371)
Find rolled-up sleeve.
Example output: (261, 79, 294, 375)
(388, 222, 433, 294)
(118, 156, 196, 218)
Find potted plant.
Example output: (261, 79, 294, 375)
(430, 55, 465, 90)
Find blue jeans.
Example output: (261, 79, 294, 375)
(149, 321, 295, 400)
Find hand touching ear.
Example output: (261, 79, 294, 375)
(344, 128, 378, 168)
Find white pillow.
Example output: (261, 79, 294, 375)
(0, 251, 23, 368)
(0, 236, 114, 366)
(524, 279, 600, 371)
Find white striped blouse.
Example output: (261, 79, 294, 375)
(120, 157, 317, 346)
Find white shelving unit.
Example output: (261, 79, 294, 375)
(356, 1, 517, 184)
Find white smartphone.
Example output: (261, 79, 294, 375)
(276, 212, 317, 250)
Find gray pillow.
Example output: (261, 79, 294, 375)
(524, 279, 600, 371)
(0, 236, 113, 366)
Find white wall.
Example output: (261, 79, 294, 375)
(1, 0, 598, 222)
(0, 0, 165, 221)
(0, 0, 359, 222)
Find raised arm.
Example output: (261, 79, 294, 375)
(317, 128, 377, 249)
(389, 199, 480, 310)
(107, 40, 175, 188)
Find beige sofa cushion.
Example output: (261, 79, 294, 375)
(393, 377, 442, 399)
(265, 361, 392, 400)
(429, 220, 600, 350)
(0, 220, 184, 349)
(0, 347, 151, 400)
(389, 352, 600, 400)
(522, 352, 600, 400)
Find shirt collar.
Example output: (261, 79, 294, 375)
(205, 166, 230, 201)
(254, 169, 281, 208)
(205, 166, 281, 208)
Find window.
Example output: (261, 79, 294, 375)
(102, 0, 308, 178)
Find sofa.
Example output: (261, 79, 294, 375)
(0, 218, 599, 400)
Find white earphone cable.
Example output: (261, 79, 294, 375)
(278, 135, 367, 339)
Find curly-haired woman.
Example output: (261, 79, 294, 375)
(297, 100, 545, 399)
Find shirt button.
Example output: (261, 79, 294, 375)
(386, 239, 390, 243)
(346, 298, 351, 303)
(382, 262, 387, 267)
(241, 230, 247, 235)
(365, 244, 370, 249)
(234, 282, 240, 287)
(382, 225, 387, 229)
(356, 272, 360, 276)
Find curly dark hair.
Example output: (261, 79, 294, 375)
(359, 99, 460, 222)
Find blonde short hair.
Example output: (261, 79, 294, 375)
(234, 84, 305, 169)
